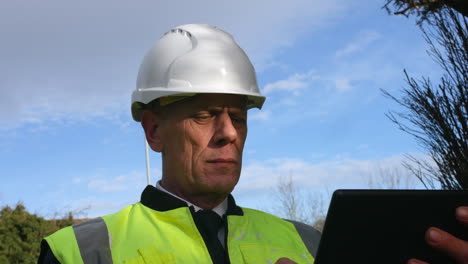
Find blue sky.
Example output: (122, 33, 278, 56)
(0, 0, 439, 219)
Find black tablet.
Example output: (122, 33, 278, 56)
(314, 189, 468, 264)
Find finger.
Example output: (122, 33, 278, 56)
(425, 227, 468, 263)
(275, 257, 298, 264)
(407, 258, 429, 264)
(456, 206, 468, 226)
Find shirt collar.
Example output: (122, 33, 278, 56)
(156, 181, 228, 217)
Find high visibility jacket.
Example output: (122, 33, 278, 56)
(41, 186, 321, 264)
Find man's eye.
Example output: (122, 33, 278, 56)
(193, 113, 212, 120)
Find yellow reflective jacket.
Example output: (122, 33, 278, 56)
(41, 186, 320, 264)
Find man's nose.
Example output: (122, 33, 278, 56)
(213, 110, 238, 145)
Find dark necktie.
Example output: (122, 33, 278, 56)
(195, 210, 226, 264)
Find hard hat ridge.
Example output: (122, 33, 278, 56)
(131, 24, 265, 122)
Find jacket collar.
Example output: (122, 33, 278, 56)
(140, 185, 243, 216)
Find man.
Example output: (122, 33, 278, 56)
(38, 24, 321, 264)
(38, 24, 468, 264)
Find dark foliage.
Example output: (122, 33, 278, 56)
(0, 203, 75, 264)
(383, 8, 468, 189)
(383, 0, 467, 23)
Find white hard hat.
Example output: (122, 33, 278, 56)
(131, 24, 266, 121)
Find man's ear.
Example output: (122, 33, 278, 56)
(141, 110, 164, 153)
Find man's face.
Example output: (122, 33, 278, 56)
(152, 94, 248, 202)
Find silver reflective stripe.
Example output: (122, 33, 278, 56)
(286, 219, 322, 258)
(73, 217, 113, 264)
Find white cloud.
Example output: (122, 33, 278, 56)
(335, 78, 352, 92)
(335, 30, 382, 57)
(236, 154, 426, 194)
(279, 98, 297, 105)
(86, 169, 158, 192)
(319, 30, 412, 95)
(249, 110, 271, 121)
(37, 167, 164, 218)
(263, 70, 318, 95)
(72, 177, 82, 184)
(41, 154, 432, 217)
(0, 0, 350, 129)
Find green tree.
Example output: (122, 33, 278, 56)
(0, 203, 76, 264)
(0, 203, 51, 263)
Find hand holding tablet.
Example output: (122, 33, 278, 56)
(408, 206, 468, 264)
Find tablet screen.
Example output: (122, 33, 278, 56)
(314, 190, 468, 264)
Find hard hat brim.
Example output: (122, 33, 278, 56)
(131, 89, 265, 122)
